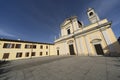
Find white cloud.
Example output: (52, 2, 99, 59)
(0, 29, 16, 37)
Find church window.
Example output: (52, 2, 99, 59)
(67, 29, 71, 35)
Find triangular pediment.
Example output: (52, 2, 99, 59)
(60, 16, 77, 27)
(61, 20, 71, 27)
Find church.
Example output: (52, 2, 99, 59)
(54, 8, 120, 56)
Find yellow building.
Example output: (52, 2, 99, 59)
(54, 8, 120, 56)
(0, 39, 55, 60)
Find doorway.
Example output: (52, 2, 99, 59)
(69, 44, 75, 55)
(57, 50, 59, 55)
(94, 44, 104, 55)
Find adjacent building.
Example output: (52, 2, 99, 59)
(0, 39, 55, 60)
(54, 8, 120, 56)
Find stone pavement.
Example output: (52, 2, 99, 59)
(0, 56, 120, 80)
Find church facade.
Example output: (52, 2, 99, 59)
(54, 8, 120, 56)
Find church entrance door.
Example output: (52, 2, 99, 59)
(69, 44, 75, 55)
(94, 44, 104, 55)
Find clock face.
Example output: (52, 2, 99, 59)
(89, 12, 94, 16)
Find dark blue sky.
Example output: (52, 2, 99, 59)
(0, 0, 120, 43)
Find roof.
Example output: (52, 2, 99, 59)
(0, 38, 54, 45)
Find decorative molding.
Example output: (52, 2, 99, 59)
(90, 39, 101, 43)
(56, 47, 60, 50)
(67, 40, 74, 44)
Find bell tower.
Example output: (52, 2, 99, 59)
(87, 8, 100, 24)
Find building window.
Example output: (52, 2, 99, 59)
(32, 45, 36, 49)
(3, 43, 15, 48)
(31, 52, 35, 56)
(67, 29, 71, 35)
(40, 52, 42, 56)
(2, 53, 10, 59)
(25, 44, 30, 48)
(46, 46, 48, 49)
(40, 45, 43, 49)
(3, 43, 8, 48)
(25, 52, 29, 57)
(11, 44, 15, 48)
(15, 44, 21, 48)
(25, 44, 36, 49)
(16, 52, 22, 58)
(46, 52, 48, 55)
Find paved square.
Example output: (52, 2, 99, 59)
(0, 56, 120, 80)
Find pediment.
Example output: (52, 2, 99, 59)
(60, 16, 77, 27)
(61, 20, 71, 27)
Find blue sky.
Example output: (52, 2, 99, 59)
(0, 0, 120, 43)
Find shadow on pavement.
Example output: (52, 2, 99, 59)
(0, 61, 11, 80)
